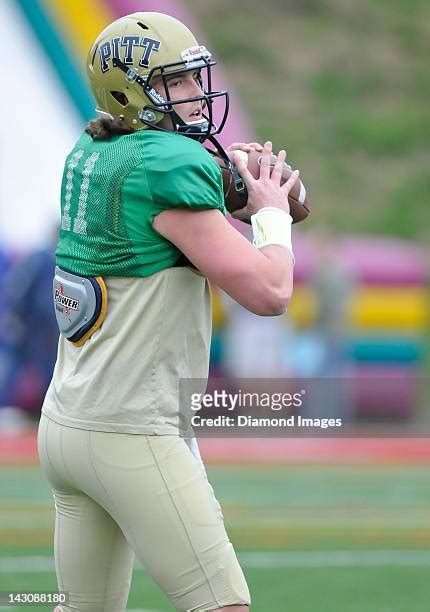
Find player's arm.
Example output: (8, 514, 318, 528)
(153, 142, 298, 316)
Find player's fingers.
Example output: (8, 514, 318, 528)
(270, 150, 286, 184)
(231, 151, 254, 185)
(227, 142, 262, 153)
(247, 142, 264, 151)
(259, 141, 272, 180)
(281, 169, 300, 195)
(226, 142, 245, 152)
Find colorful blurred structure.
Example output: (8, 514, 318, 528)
(290, 235, 428, 421)
(210, 234, 429, 424)
(343, 237, 428, 419)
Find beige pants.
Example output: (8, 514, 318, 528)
(38, 413, 250, 611)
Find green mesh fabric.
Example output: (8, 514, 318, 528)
(57, 133, 141, 276)
(56, 130, 225, 278)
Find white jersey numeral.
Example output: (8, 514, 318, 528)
(73, 152, 100, 235)
(62, 149, 84, 231)
(62, 150, 100, 235)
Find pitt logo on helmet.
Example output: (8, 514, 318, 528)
(99, 36, 161, 73)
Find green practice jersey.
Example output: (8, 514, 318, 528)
(56, 129, 226, 276)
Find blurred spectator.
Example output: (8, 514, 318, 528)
(309, 233, 355, 375)
(0, 245, 58, 419)
(286, 229, 355, 377)
(0, 246, 13, 404)
(286, 229, 356, 420)
(222, 292, 294, 378)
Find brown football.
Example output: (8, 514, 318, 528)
(214, 150, 310, 224)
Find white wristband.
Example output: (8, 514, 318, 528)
(251, 207, 294, 261)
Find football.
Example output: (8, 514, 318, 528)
(214, 150, 310, 224)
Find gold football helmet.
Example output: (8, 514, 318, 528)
(86, 12, 229, 140)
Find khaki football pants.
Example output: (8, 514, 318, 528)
(38, 413, 250, 611)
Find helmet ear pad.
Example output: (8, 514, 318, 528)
(110, 91, 129, 106)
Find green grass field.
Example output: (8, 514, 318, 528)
(1, 462, 430, 611)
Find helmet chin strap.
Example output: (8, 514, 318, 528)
(205, 135, 247, 199)
(173, 110, 210, 140)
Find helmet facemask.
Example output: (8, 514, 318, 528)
(112, 50, 229, 142)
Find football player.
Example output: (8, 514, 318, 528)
(38, 12, 298, 612)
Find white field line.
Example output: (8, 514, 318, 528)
(238, 550, 430, 567)
(3, 551, 430, 574)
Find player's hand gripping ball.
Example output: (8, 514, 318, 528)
(215, 149, 310, 224)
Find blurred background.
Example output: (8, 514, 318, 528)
(1, 0, 430, 610)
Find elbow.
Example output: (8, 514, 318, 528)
(267, 289, 292, 316)
(221, 268, 293, 316)
(253, 284, 293, 316)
